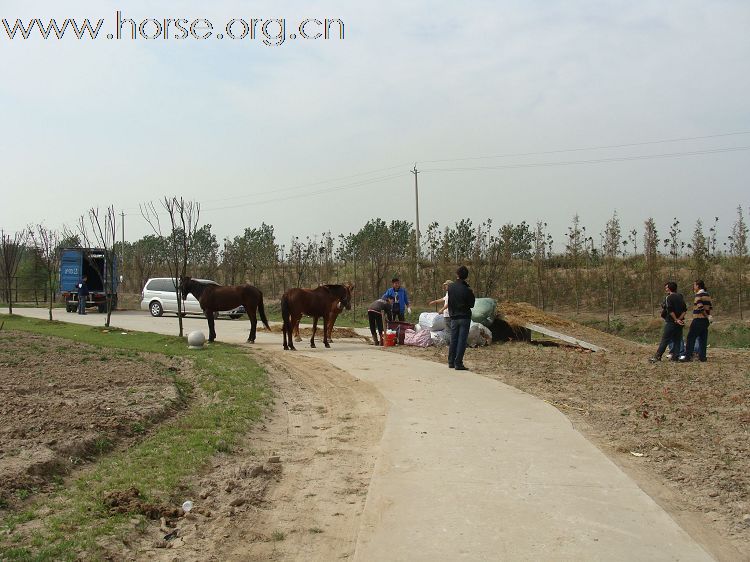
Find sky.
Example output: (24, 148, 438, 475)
(1, 0, 749, 250)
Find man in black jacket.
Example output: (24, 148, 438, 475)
(447, 265, 475, 371)
(650, 281, 687, 362)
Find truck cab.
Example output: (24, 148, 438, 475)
(60, 248, 119, 313)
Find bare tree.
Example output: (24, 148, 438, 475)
(728, 205, 748, 319)
(85, 206, 118, 327)
(688, 219, 709, 281)
(141, 197, 201, 337)
(643, 218, 659, 315)
(533, 221, 552, 310)
(603, 211, 622, 329)
(28, 224, 60, 321)
(665, 218, 683, 279)
(0, 229, 29, 314)
(565, 214, 586, 313)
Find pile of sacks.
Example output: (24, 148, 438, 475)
(468, 297, 495, 347)
(403, 298, 511, 348)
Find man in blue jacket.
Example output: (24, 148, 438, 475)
(381, 277, 411, 321)
(448, 266, 475, 371)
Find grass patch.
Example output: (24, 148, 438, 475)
(0, 313, 271, 560)
(578, 316, 750, 349)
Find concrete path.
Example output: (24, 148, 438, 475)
(9, 309, 713, 561)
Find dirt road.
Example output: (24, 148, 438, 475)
(11, 309, 718, 560)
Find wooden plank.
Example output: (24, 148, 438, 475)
(524, 323, 607, 352)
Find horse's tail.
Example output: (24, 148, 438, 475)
(258, 290, 271, 330)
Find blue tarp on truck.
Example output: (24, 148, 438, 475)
(60, 248, 118, 313)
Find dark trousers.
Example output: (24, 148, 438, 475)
(448, 317, 470, 367)
(368, 311, 384, 344)
(77, 295, 87, 314)
(391, 309, 405, 322)
(655, 321, 683, 360)
(685, 318, 709, 361)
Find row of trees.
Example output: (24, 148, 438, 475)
(3, 205, 749, 322)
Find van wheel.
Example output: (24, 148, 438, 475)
(150, 301, 164, 317)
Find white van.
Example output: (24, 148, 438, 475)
(140, 278, 245, 318)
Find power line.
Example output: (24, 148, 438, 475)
(118, 162, 413, 215)
(201, 171, 409, 213)
(421, 146, 750, 173)
(100, 130, 750, 222)
(419, 130, 750, 164)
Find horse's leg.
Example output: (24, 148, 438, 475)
(310, 316, 318, 348)
(323, 314, 330, 348)
(289, 314, 302, 350)
(282, 313, 289, 350)
(207, 311, 216, 342)
(294, 322, 302, 342)
(247, 308, 257, 343)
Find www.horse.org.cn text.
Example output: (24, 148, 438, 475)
(1, 11, 346, 46)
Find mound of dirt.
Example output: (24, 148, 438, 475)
(267, 325, 367, 340)
(496, 302, 641, 352)
(103, 487, 182, 520)
(0, 331, 182, 508)
(498, 302, 573, 328)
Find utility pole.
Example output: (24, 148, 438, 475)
(411, 164, 421, 287)
(120, 211, 125, 284)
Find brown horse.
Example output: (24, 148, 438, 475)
(281, 283, 353, 350)
(180, 277, 270, 343)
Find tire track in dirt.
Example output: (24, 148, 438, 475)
(126, 345, 386, 561)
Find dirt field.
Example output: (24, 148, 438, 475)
(116, 347, 386, 561)
(0, 330, 181, 508)
(391, 311, 750, 556)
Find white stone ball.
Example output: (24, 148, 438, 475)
(187, 331, 206, 349)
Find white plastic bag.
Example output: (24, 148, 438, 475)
(467, 321, 492, 347)
(419, 312, 445, 331)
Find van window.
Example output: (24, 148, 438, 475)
(148, 279, 177, 292)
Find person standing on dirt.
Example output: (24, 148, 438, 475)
(77, 275, 89, 315)
(367, 296, 395, 346)
(680, 279, 712, 362)
(382, 277, 411, 321)
(650, 281, 687, 363)
(448, 266, 475, 371)
(428, 280, 453, 331)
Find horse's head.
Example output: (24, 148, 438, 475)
(179, 276, 191, 301)
(340, 283, 354, 311)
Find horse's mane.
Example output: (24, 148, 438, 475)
(184, 278, 217, 299)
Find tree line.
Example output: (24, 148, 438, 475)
(2, 204, 749, 322)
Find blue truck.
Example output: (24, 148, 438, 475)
(60, 248, 119, 313)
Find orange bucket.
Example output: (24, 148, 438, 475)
(383, 332, 397, 347)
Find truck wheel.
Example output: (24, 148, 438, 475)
(66, 304, 74, 313)
(150, 301, 164, 317)
(98, 304, 107, 313)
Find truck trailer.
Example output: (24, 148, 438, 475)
(60, 248, 119, 313)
